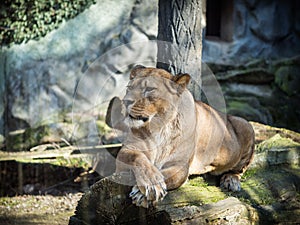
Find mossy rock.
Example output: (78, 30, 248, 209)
(250, 124, 300, 168)
(71, 167, 300, 224)
(226, 97, 272, 124)
(5, 118, 111, 151)
(69, 174, 259, 225)
(216, 68, 274, 84)
(256, 133, 300, 153)
(275, 65, 300, 96)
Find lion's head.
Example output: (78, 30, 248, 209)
(122, 65, 190, 130)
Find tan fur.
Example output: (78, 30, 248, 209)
(107, 66, 255, 208)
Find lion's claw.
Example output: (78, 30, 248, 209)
(129, 186, 140, 198)
(130, 183, 167, 208)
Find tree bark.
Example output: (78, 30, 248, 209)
(157, 0, 203, 99)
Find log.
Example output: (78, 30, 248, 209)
(0, 143, 122, 161)
(69, 174, 258, 225)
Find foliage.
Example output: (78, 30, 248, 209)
(0, 0, 96, 46)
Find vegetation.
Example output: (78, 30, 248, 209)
(0, 0, 96, 46)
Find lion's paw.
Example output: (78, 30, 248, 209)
(129, 184, 167, 208)
(220, 173, 241, 192)
(130, 186, 149, 208)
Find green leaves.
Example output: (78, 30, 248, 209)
(0, 0, 97, 46)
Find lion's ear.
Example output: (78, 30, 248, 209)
(130, 65, 145, 80)
(173, 74, 191, 89)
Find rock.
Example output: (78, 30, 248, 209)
(4, 119, 112, 151)
(250, 1, 292, 42)
(69, 175, 258, 225)
(130, 0, 158, 39)
(5, 122, 75, 151)
(251, 134, 300, 168)
(209, 56, 300, 132)
(0, 0, 158, 145)
(225, 96, 272, 125)
(275, 65, 300, 96)
(202, 1, 300, 65)
(250, 121, 300, 143)
(216, 68, 274, 84)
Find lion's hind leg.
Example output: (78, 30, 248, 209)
(220, 141, 255, 192)
(220, 173, 241, 192)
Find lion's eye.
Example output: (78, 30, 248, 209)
(145, 87, 157, 93)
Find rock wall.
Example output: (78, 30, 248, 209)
(202, 0, 300, 132)
(203, 0, 300, 64)
(0, 0, 158, 149)
(210, 56, 300, 132)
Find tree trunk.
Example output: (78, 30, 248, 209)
(157, 0, 203, 99)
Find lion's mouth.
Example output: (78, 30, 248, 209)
(129, 114, 149, 123)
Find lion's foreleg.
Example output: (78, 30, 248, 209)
(116, 149, 167, 207)
(160, 162, 189, 190)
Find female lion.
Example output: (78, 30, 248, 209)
(106, 65, 255, 208)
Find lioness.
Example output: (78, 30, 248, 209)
(106, 65, 255, 208)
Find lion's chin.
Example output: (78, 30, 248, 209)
(124, 115, 151, 129)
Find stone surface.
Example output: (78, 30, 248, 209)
(211, 56, 300, 132)
(203, 0, 300, 64)
(225, 96, 272, 125)
(0, 0, 158, 147)
(275, 65, 300, 96)
(69, 175, 259, 225)
(250, 1, 291, 42)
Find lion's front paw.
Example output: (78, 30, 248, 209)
(130, 166, 167, 207)
(129, 183, 167, 208)
(130, 186, 149, 208)
(220, 173, 241, 192)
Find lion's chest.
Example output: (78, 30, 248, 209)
(150, 127, 180, 166)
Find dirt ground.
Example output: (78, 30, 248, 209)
(0, 193, 83, 225)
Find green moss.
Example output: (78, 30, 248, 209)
(175, 166, 294, 207)
(96, 120, 111, 135)
(256, 133, 300, 153)
(52, 156, 90, 169)
(234, 167, 299, 206)
(226, 99, 265, 121)
(165, 176, 227, 206)
(275, 66, 300, 96)
(0, 197, 19, 208)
